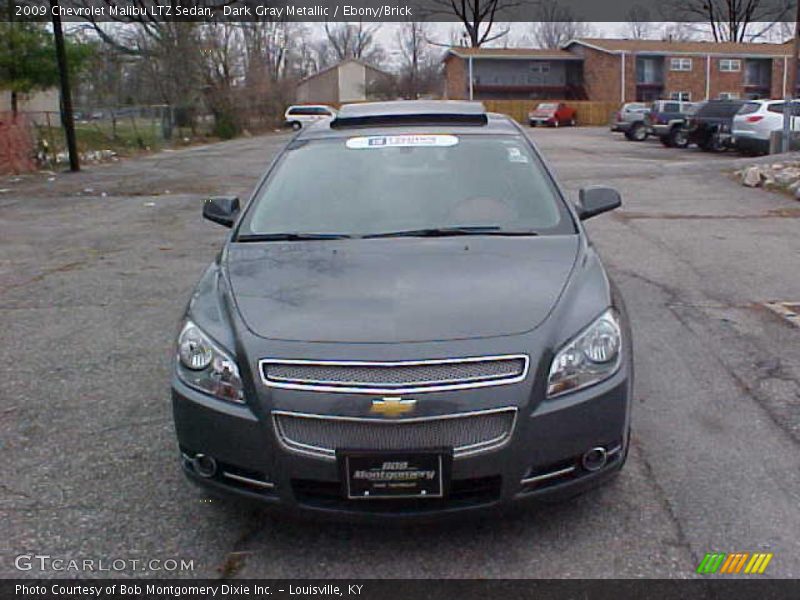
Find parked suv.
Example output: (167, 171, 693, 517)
(646, 100, 697, 148)
(610, 102, 650, 141)
(732, 99, 800, 155)
(284, 105, 337, 130)
(686, 99, 746, 152)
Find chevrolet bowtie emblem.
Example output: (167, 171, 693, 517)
(370, 397, 417, 417)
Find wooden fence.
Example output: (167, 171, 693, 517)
(482, 100, 621, 127)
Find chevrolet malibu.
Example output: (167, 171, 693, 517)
(172, 101, 632, 517)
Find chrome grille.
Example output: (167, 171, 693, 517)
(260, 356, 528, 394)
(273, 408, 517, 459)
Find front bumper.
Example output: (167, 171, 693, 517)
(610, 122, 632, 133)
(649, 124, 671, 136)
(172, 363, 631, 518)
(529, 117, 555, 126)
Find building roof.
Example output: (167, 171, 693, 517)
(565, 37, 794, 57)
(297, 58, 391, 86)
(447, 47, 582, 61)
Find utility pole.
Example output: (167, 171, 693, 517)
(50, 0, 79, 172)
(8, 0, 18, 116)
(782, 1, 800, 153)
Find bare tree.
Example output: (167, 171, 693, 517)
(396, 21, 442, 99)
(323, 22, 385, 65)
(240, 21, 293, 85)
(199, 23, 243, 137)
(659, 22, 701, 42)
(625, 6, 653, 40)
(428, 0, 521, 47)
(530, 4, 592, 49)
(80, 5, 209, 122)
(669, 0, 792, 42)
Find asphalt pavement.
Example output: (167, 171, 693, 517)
(1, 127, 799, 579)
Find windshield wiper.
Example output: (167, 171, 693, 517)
(362, 226, 540, 239)
(236, 232, 354, 242)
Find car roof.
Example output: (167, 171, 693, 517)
(294, 100, 520, 140)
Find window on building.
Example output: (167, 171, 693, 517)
(719, 59, 741, 72)
(670, 91, 691, 101)
(529, 62, 551, 74)
(670, 58, 692, 71)
(718, 92, 740, 99)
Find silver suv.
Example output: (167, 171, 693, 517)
(610, 103, 650, 141)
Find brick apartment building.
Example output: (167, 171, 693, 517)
(444, 38, 799, 103)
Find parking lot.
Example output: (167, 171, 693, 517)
(2, 126, 799, 578)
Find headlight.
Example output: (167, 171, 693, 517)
(547, 309, 622, 398)
(176, 321, 244, 403)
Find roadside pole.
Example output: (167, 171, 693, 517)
(50, 0, 80, 172)
(783, 1, 800, 153)
(468, 55, 474, 101)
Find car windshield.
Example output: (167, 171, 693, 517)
(241, 134, 573, 238)
(537, 103, 558, 110)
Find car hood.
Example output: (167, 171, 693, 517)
(226, 236, 579, 343)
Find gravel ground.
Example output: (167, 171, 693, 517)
(1, 127, 799, 579)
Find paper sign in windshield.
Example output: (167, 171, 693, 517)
(346, 134, 459, 149)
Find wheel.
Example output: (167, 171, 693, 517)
(629, 122, 647, 141)
(711, 134, 727, 152)
(553, 120, 560, 128)
(659, 135, 672, 147)
(701, 133, 725, 152)
(529, 121, 537, 127)
(699, 135, 717, 152)
(569, 118, 576, 127)
(669, 127, 689, 148)
(291, 121, 302, 131)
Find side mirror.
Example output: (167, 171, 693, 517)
(203, 196, 240, 228)
(576, 186, 621, 221)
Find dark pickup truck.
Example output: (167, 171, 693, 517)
(646, 100, 698, 148)
(686, 99, 746, 152)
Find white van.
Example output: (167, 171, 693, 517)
(284, 105, 337, 130)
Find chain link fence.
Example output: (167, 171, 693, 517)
(0, 105, 223, 173)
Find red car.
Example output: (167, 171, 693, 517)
(528, 102, 577, 127)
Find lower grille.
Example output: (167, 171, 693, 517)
(273, 408, 517, 459)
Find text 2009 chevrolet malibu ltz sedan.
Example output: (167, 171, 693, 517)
(171, 101, 633, 517)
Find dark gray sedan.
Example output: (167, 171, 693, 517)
(172, 101, 632, 517)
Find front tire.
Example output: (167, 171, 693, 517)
(553, 120, 560, 128)
(629, 122, 647, 141)
(290, 121, 302, 131)
(669, 127, 689, 148)
(569, 118, 576, 127)
(700, 133, 724, 152)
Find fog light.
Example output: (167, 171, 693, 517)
(192, 454, 217, 478)
(582, 447, 607, 472)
